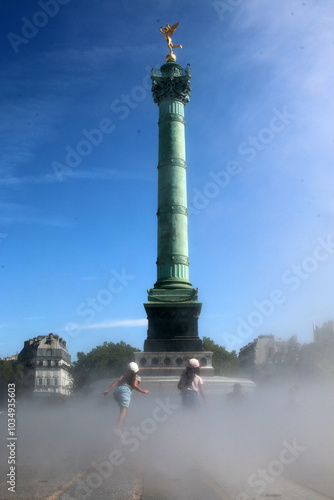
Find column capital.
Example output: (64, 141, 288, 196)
(151, 63, 191, 105)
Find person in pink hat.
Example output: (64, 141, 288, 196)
(103, 362, 150, 431)
(177, 358, 206, 410)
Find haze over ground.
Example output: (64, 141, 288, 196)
(1, 380, 334, 499)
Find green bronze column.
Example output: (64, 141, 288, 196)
(154, 61, 192, 289)
(143, 55, 203, 353)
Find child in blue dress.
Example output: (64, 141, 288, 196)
(103, 362, 150, 431)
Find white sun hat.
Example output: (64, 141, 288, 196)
(128, 362, 139, 373)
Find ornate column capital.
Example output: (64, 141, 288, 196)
(151, 64, 191, 105)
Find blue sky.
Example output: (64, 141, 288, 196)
(1, 0, 334, 360)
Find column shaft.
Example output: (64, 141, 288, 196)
(156, 98, 190, 287)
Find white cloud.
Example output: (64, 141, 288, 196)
(66, 318, 148, 331)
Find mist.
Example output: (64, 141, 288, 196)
(1, 376, 334, 499)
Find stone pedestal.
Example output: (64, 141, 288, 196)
(144, 297, 202, 352)
(134, 350, 214, 377)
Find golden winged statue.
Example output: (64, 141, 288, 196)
(160, 22, 182, 61)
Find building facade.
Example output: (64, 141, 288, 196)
(239, 334, 300, 380)
(313, 320, 334, 343)
(18, 333, 72, 397)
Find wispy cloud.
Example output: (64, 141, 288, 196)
(67, 318, 148, 331)
(23, 316, 47, 321)
(0, 201, 73, 227)
(59, 168, 152, 183)
(0, 168, 151, 188)
(43, 43, 157, 69)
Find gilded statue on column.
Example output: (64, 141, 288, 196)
(160, 22, 182, 61)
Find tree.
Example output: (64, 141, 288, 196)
(202, 337, 239, 375)
(71, 341, 138, 392)
(0, 360, 24, 403)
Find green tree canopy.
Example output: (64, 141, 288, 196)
(202, 337, 239, 375)
(0, 360, 24, 403)
(71, 340, 138, 391)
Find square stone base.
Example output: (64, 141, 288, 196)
(144, 301, 203, 352)
(134, 351, 214, 377)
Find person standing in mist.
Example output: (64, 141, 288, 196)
(103, 362, 150, 431)
(177, 358, 206, 410)
(226, 382, 248, 405)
